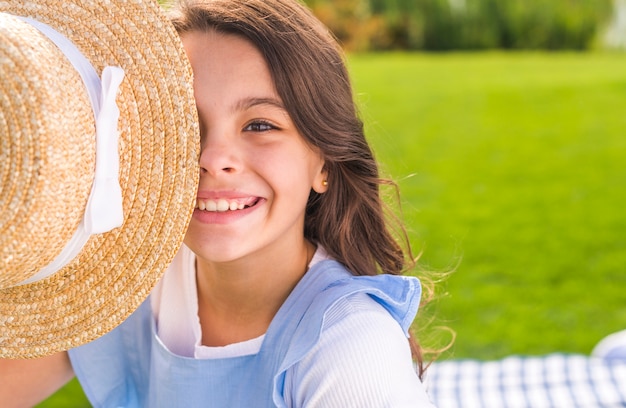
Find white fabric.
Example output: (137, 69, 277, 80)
(425, 353, 626, 408)
(153, 245, 435, 406)
(592, 329, 626, 360)
(84, 66, 124, 234)
(13, 16, 124, 286)
(152, 244, 328, 358)
(152, 244, 196, 357)
(284, 292, 435, 407)
(152, 243, 265, 358)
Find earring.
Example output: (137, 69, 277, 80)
(322, 180, 328, 187)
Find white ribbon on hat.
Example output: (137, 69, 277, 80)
(12, 16, 125, 286)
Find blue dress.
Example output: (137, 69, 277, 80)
(69, 260, 421, 407)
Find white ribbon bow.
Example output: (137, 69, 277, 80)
(84, 66, 125, 234)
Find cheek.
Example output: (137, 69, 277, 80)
(275, 164, 309, 191)
(248, 142, 322, 192)
(267, 160, 315, 204)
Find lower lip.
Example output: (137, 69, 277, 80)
(191, 199, 264, 225)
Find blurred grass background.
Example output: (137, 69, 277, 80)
(348, 51, 626, 360)
(39, 50, 626, 407)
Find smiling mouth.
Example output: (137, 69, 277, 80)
(195, 198, 259, 212)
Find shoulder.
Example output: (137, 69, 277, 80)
(323, 290, 402, 332)
(283, 292, 434, 407)
(312, 260, 422, 335)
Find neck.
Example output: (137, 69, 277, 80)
(195, 240, 314, 346)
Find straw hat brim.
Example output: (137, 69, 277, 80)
(0, 0, 199, 358)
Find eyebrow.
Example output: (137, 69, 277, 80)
(234, 97, 286, 112)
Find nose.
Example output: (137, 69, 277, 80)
(198, 129, 240, 176)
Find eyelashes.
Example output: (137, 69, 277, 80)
(244, 120, 279, 132)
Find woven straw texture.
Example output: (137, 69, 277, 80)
(1, 15, 95, 285)
(0, 0, 199, 358)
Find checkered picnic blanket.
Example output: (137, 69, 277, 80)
(425, 354, 626, 408)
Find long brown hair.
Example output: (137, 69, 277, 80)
(169, 0, 430, 377)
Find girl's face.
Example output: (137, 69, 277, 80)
(182, 30, 327, 265)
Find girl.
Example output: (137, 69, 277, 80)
(2, 0, 436, 406)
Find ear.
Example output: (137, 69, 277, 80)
(312, 164, 328, 194)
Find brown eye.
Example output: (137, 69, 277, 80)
(244, 120, 276, 132)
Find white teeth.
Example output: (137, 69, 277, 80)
(216, 199, 230, 212)
(196, 198, 251, 212)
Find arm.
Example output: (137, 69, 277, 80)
(0, 351, 74, 407)
(285, 293, 435, 407)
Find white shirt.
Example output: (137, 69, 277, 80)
(151, 244, 435, 407)
(151, 244, 330, 358)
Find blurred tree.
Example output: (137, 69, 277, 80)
(492, 0, 613, 50)
(303, 0, 614, 51)
(307, 0, 379, 51)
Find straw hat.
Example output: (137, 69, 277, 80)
(0, 0, 199, 358)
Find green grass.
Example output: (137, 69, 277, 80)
(40, 51, 626, 405)
(36, 379, 89, 407)
(348, 51, 626, 360)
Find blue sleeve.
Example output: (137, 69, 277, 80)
(68, 299, 153, 408)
